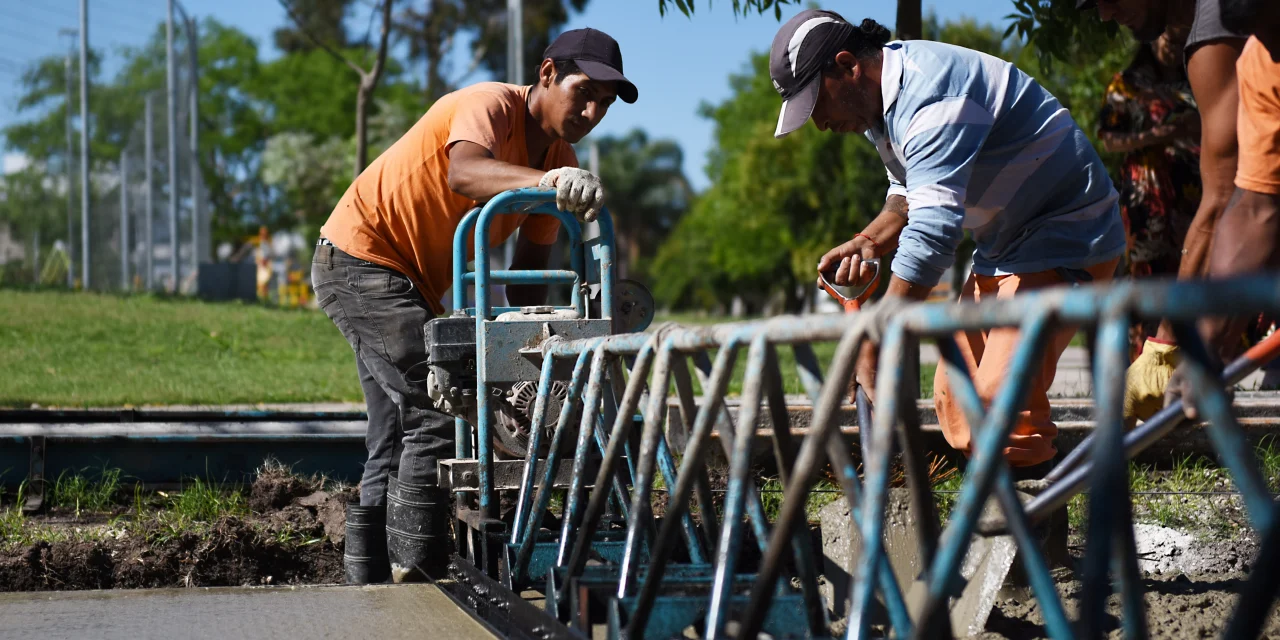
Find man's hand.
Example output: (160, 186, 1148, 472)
(1163, 361, 1235, 423)
(540, 167, 605, 222)
(1122, 339, 1180, 429)
(1162, 363, 1197, 421)
(817, 234, 879, 287)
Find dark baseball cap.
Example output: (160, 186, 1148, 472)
(543, 28, 638, 104)
(769, 9, 856, 138)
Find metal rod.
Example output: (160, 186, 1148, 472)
(1080, 312, 1147, 639)
(511, 346, 597, 582)
(510, 352, 558, 543)
(184, 8, 202, 285)
(740, 319, 913, 640)
(705, 333, 769, 640)
(461, 270, 579, 285)
(911, 310, 1053, 639)
(554, 344, 609, 567)
(166, 0, 180, 293)
(1044, 328, 1280, 486)
(848, 320, 910, 639)
(119, 151, 128, 290)
(144, 94, 154, 291)
(616, 337, 675, 598)
(562, 341, 656, 582)
(626, 337, 743, 638)
(63, 43, 74, 289)
(763, 343, 828, 636)
(934, 334, 1073, 640)
(669, 354, 721, 549)
(1171, 322, 1276, 532)
(78, 0, 89, 289)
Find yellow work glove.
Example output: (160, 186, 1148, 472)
(1123, 339, 1180, 429)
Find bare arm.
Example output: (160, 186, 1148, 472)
(447, 141, 546, 202)
(1179, 40, 1246, 280)
(505, 234, 554, 307)
(1201, 189, 1280, 359)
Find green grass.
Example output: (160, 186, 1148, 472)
(1, 469, 265, 549)
(50, 466, 122, 517)
(0, 289, 361, 407)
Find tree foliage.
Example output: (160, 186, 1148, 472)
(395, 0, 588, 102)
(586, 130, 692, 280)
(650, 53, 887, 312)
(0, 15, 424, 251)
(273, 0, 355, 53)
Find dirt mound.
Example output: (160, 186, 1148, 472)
(248, 469, 319, 513)
(981, 572, 1280, 639)
(0, 485, 357, 593)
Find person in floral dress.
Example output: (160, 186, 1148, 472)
(1097, 33, 1202, 357)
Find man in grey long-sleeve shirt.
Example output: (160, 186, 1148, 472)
(770, 9, 1123, 469)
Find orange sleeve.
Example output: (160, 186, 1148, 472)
(1236, 38, 1280, 195)
(520, 142, 579, 245)
(446, 89, 513, 157)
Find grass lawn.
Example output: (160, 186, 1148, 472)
(0, 289, 362, 407)
(0, 290, 939, 408)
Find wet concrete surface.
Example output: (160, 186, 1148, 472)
(0, 583, 494, 640)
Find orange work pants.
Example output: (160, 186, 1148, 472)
(933, 259, 1119, 466)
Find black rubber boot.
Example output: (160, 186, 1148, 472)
(344, 503, 390, 584)
(386, 473, 451, 582)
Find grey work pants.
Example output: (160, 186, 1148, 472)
(311, 243, 453, 506)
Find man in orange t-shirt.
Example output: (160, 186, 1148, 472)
(1166, 0, 1280, 416)
(311, 28, 636, 583)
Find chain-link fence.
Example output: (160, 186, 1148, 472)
(81, 9, 208, 294)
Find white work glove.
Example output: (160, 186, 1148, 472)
(539, 167, 605, 222)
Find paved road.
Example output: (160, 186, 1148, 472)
(0, 584, 493, 640)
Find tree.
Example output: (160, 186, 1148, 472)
(896, 0, 923, 40)
(261, 96, 420, 235)
(1004, 0, 1122, 69)
(588, 130, 692, 279)
(274, 0, 355, 53)
(279, 0, 396, 177)
(657, 0, 794, 19)
(394, 0, 588, 102)
(0, 163, 65, 246)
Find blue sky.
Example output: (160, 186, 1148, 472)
(0, 0, 1018, 189)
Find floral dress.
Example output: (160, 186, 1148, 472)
(1097, 53, 1202, 277)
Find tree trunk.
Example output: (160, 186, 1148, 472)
(354, 0, 394, 177)
(626, 231, 641, 280)
(895, 0, 923, 41)
(354, 81, 370, 177)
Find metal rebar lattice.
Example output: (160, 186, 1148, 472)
(454, 189, 1280, 639)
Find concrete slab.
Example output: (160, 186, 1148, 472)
(0, 583, 494, 640)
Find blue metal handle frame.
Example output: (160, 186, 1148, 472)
(453, 188, 617, 520)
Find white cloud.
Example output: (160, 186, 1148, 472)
(2, 153, 29, 175)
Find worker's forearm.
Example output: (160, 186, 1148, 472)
(885, 274, 933, 301)
(1199, 189, 1280, 360)
(448, 156, 546, 202)
(860, 195, 910, 255)
(1176, 186, 1237, 279)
